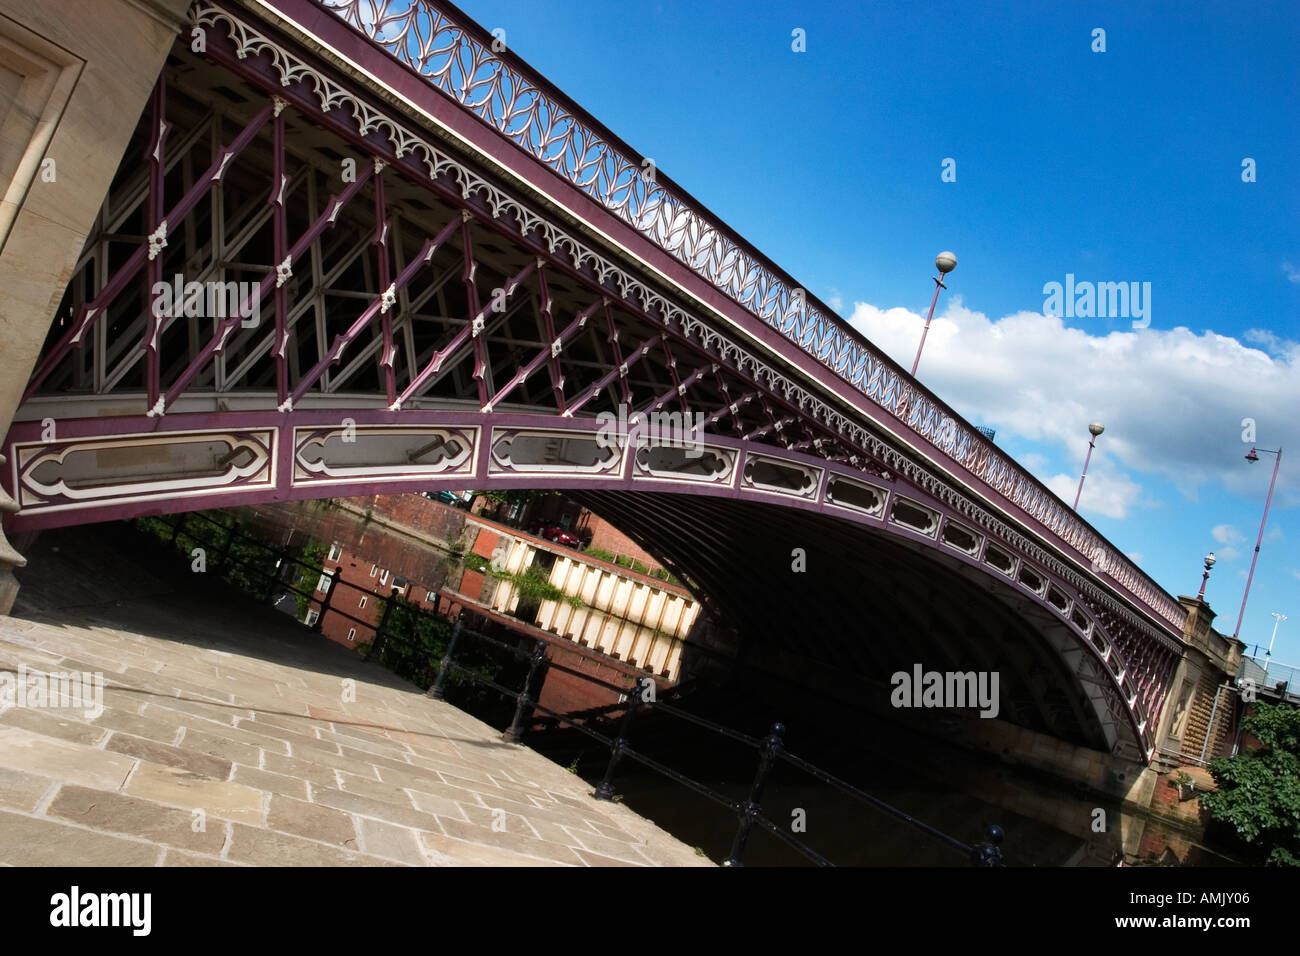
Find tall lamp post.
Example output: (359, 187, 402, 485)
(1072, 422, 1105, 510)
(1196, 552, 1216, 600)
(910, 251, 957, 377)
(1234, 446, 1283, 639)
(1264, 611, 1287, 673)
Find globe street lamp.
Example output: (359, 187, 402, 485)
(1196, 552, 1216, 601)
(910, 251, 956, 377)
(1234, 446, 1283, 639)
(1072, 422, 1105, 510)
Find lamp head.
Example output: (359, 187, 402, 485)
(935, 251, 957, 275)
(1245, 448, 1259, 462)
(1204, 552, 1216, 569)
(1088, 422, 1105, 437)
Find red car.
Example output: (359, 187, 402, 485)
(538, 525, 582, 548)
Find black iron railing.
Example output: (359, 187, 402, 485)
(431, 625, 1006, 867)
(134, 509, 1005, 867)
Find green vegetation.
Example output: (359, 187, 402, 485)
(1199, 702, 1300, 866)
(295, 544, 327, 621)
(361, 595, 496, 700)
(463, 553, 583, 609)
(584, 546, 680, 585)
(134, 511, 290, 598)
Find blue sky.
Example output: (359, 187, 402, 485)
(455, 0, 1299, 662)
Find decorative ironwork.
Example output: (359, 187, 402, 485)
(316, 0, 1184, 634)
(2, 0, 1187, 761)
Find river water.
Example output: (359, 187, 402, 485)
(204, 500, 1207, 867)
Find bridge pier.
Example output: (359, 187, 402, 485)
(0, 0, 189, 611)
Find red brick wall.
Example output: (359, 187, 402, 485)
(535, 646, 642, 717)
(579, 513, 663, 571)
(345, 493, 467, 543)
(471, 526, 499, 559)
(316, 545, 444, 651)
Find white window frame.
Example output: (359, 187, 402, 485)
(327, 542, 342, 562)
(358, 595, 368, 609)
(379, 569, 390, 586)
(347, 627, 357, 642)
(304, 609, 319, 627)
(316, 569, 334, 593)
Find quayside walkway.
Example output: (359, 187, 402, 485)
(0, 525, 708, 867)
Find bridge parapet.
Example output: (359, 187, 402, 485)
(312, 0, 1186, 636)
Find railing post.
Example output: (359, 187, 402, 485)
(503, 639, 548, 744)
(260, 544, 288, 603)
(723, 722, 785, 867)
(216, 520, 237, 572)
(317, 561, 339, 628)
(970, 824, 1005, 866)
(365, 597, 392, 662)
(593, 676, 647, 802)
(428, 619, 463, 700)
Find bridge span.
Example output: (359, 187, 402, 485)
(0, 0, 1243, 787)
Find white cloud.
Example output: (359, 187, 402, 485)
(1212, 523, 1244, 544)
(1126, 552, 1144, 564)
(1284, 262, 1300, 284)
(845, 299, 1300, 514)
(1043, 469, 1143, 519)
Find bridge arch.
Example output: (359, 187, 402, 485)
(1, 0, 1187, 765)
(3, 406, 1172, 761)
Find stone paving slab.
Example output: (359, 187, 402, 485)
(0, 527, 711, 867)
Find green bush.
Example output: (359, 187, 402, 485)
(1200, 702, 1300, 866)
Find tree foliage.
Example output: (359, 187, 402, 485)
(1199, 702, 1300, 866)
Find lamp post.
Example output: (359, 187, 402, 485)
(1196, 552, 1216, 600)
(1072, 422, 1105, 510)
(1264, 611, 1287, 673)
(910, 251, 957, 377)
(1233, 446, 1282, 639)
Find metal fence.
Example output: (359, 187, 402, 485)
(135, 509, 1006, 867)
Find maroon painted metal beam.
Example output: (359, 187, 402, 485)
(24, 103, 274, 402)
(161, 159, 377, 412)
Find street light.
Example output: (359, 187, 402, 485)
(1233, 446, 1283, 639)
(1072, 422, 1105, 511)
(1196, 552, 1216, 600)
(910, 251, 956, 377)
(1264, 611, 1287, 673)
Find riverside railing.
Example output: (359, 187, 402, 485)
(430, 625, 1007, 867)
(136, 509, 1005, 867)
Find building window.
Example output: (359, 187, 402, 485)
(369, 564, 378, 577)
(316, 569, 334, 593)
(425, 589, 437, 604)
(392, 575, 410, 595)
(327, 542, 342, 562)
(347, 627, 356, 642)
(304, 609, 319, 627)
(358, 595, 368, 609)
(379, 569, 390, 586)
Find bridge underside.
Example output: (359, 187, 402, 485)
(573, 490, 1113, 750)
(0, 2, 1186, 764)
